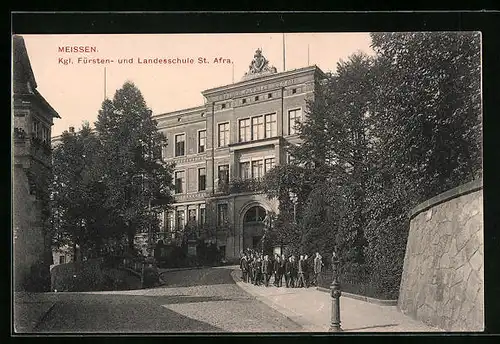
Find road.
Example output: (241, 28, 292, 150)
(33, 266, 303, 333)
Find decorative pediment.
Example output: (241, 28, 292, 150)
(242, 48, 277, 80)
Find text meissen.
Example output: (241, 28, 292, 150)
(58, 46, 98, 53)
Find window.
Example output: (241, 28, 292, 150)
(244, 206, 266, 223)
(252, 160, 264, 180)
(265, 158, 275, 173)
(32, 118, 40, 138)
(268, 93, 272, 99)
(255, 96, 259, 101)
(288, 109, 302, 135)
(292, 88, 297, 94)
(218, 123, 229, 147)
(221, 103, 226, 109)
(175, 133, 185, 156)
(167, 211, 174, 231)
(252, 116, 264, 140)
(198, 168, 206, 191)
(176, 209, 185, 229)
(264, 113, 277, 138)
(217, 203, 228, 226)
(242, 98, 247, 104)
(218, 165, 229, 188)
(239, 118, 251, 142)
(59, 255, 65, 264)
(188, 209, 197, 224)
(41, 126, 50, 144)
(200, 207, 206, 225)
(240, 162, 251, 180)
(174, 171, 185, 194)
(198, 130, 206, 153)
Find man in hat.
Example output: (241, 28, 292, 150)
(313, 252, 324, 286)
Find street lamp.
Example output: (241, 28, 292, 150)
(329, 251, 342, 332)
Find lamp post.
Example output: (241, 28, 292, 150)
(329, 251, 342, 332)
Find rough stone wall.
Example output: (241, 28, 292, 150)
(398, 180, 483, 331)
(13, 164, 48, 291)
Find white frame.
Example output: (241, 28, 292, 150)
(174, 132, 187, 157)
(217, 121, 230, 147)
(174, 169, 186, 194)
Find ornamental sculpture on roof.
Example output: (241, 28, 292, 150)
(242, 48, 277, 80)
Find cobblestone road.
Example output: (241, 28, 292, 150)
(34, 266, 303, 333)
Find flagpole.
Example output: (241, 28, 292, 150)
(104, 67, 107, 100)
(282, 33, 286, 72)
(307, 44, 310, 66)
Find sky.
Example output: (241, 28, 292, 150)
(21, 33, 374, 137)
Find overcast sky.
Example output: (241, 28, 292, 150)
(21, 33, 374, 136)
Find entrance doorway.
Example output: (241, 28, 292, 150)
(252, 236, 263, 250)
(243, 205, 266, 251)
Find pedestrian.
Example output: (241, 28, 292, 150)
(278, 254, 286, 287)
(249, 254, 255, 283)
(284, 256, 291, 287)
(303, 254, 310, 288)
(254, 257, 262, 285)
(290, 256, 298, 288)
(273, 254, 280, 286)
(243, 254, 250, 283)
(313, 252, 324, 286)
(262, 255, 270, 287)
(239, 252, 246, 280)
(297, 255, 306, 288)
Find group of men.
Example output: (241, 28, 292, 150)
(239, 249, 324, 288)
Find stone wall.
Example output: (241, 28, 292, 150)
(398, 179, 483, 331)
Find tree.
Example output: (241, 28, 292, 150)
(362, 32, 482, 297)
(51, 122, 108, 259)
(95, 81, 175, 252)
(288, 52, 376, 264)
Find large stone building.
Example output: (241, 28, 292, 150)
(13, 35, 60, 291)
(155, 49, 326, 261)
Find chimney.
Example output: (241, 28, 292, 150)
(69, 126, 75, 133)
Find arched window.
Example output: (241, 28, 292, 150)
(244, 206, 266, 223)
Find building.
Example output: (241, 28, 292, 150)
(13, 35, 60, 291)
(155, 49, 326, 261)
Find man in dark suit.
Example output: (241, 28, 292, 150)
(313, 252, 324, 286)
(303, 254, 310, 288)
(277, 254, 286, 287)
(272, 254, 280, 286)
(284, 256, 291, 288)
(297, 255, 306, 288)
(242, 254, 249, 283)
(290, 255, 298, 288)
(262, 255, 270, 287)
(254, 257, 262, 285)
(249, 255, 255, 284)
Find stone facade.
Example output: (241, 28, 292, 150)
(154, 51, 326, 260)
(398, 179, 483, 331)
(13, 35, 60, 291)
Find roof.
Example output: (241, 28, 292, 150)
(12, 35, 60, 118)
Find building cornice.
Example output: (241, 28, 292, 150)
(202, 65, 325, 98)
(153, 104, 206, 120)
